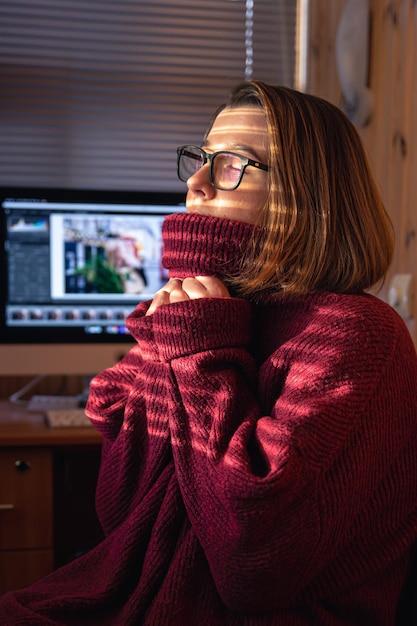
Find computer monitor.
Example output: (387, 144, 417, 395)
(0, 187, 185, 375)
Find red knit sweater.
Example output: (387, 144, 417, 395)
(1, 212, 417, 625)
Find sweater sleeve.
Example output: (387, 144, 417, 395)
(85, 301, 156, 442)
(85, 301, 178, 535)
(148, 295, 417, 614)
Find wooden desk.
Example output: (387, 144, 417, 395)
(0, 401, 103, 593)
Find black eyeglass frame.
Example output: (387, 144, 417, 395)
(176, 145, 269, 191)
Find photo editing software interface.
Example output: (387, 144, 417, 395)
(1, 190, 185, 342)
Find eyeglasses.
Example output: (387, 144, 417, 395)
(176, 145, 269, 191)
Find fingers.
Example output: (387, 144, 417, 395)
(145, 289, 170, 316)
(145, 276, 230, 316)
(145, 278, 187, 316)
(169, 280, 191, 304)
(182, 276, 230, 299)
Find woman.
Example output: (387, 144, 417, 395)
(1, 81, 416, 625)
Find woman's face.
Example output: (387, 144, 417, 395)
(185, 106, 269, 225)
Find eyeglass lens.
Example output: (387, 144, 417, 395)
(212, 153, 243, 189)
(178, 147, 204, 179)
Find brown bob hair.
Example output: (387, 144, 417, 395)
(210, 81, 394, 299)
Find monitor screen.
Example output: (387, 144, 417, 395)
(0, 187, 185, 375)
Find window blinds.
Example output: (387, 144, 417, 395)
(0, 0, 297, 192)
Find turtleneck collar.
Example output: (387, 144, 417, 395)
(161, 211, 257, 280)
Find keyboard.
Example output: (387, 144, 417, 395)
(45, 408, 93, 428)
(27, 394, 79, 412)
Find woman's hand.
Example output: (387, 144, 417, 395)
(145, 276, 230, 316)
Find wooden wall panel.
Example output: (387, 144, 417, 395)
(306, 0, 417, 343)
(305, 0, 343, 100)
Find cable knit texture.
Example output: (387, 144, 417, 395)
(1, 212, 417, 625)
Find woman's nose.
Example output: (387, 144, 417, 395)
(186, 163, 215, 198)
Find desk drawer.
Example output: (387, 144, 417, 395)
(0, 447, 53, 549)
(0, 548, 53, 592)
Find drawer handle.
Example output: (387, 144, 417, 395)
(0, 504, 15, 511)
(14, 460, 31, 473)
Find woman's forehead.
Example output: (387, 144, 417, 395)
(206, 106, 268, 151)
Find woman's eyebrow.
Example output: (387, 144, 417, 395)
(203, 141, 265, 161)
